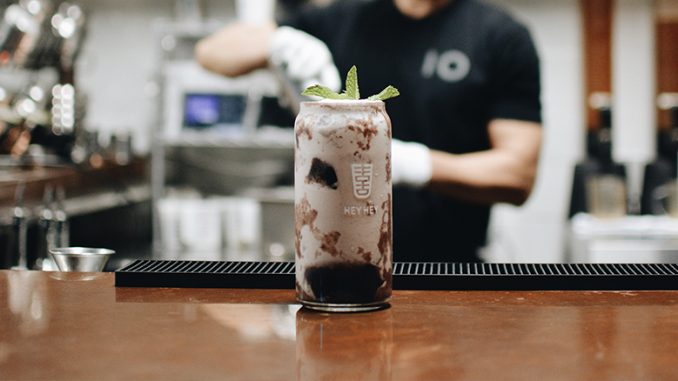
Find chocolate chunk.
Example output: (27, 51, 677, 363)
(378, 194, 392, 257)
(320, 231, 342, 256)
(357, 247, 372, 262)
(295, 121, 312, 148)
(304, 263, 384, 303)
(306, 158, 338, 190)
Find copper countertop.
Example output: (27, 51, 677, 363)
(1, 270, 678, 380)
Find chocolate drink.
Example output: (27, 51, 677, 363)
(294, 100, 392, 312)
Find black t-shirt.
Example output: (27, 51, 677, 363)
(283, 0, 541, 262)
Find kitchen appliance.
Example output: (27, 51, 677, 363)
(0, 0, 85, 72)
(640, 3, 678, 216)
(0, 1, 87, 161)
(569, 0, 629, 219)
(569, 101, 628, 218)
(244, 186, 294, 261)
(0, 71, 82, 159)
(568, 214, 678, 263)
(641, 106, 678, 215)
(163, 62, 279, 141)
(152, 23, 296, 257)
(9, 181, 28, 269)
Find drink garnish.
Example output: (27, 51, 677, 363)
(301, 65, 400, 101)
(366, 86, 399, 101)
(345, 65, 359, 99)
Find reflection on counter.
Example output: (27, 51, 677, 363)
(296, 307, 394, 381)
(202, 304, 299, 341)
(3, 271, 678, 380)
(6, 270, 49, 337)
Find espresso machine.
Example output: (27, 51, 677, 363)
(0, 0, 86, 163)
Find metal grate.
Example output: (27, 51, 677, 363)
(114, 260, 678, 291)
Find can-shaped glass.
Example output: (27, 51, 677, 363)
(294, 100, 392, 312)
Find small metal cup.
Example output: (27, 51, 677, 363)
(49, 247, 115, 272)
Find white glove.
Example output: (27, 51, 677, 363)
(391, 139, 432, 188)
(269, 26, 342, 92)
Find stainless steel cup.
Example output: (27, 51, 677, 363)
(49, 247, 115, 272)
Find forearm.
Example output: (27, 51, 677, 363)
(427, 120, 542, 206)
(428, 149, 537, 205)
(195, 22, 276, 77)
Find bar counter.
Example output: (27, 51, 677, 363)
(1, 270, 678, 380)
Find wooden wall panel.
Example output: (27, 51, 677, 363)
(581, 0, 613, 130)
(656, 0, 678, 129)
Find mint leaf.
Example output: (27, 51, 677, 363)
(367, 86, 400, 101)
(302, 85, 350, 100)
(301, 66, 400, 102)
(344, 65, 359, 99)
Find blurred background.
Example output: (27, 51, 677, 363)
(0, 0, 677, 270)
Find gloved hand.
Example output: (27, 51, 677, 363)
(391, 139, 432, 188)
(268, 26, 342, 92)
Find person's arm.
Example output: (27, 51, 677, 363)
(195, 21, 341, 91)
(423, 19, 543, 206)
(428, 119, 542, 206)
(194, 22, 276, 77)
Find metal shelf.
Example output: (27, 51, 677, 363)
(161, 129, 294, 149)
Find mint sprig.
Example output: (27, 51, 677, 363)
(367, 85, 400, 101)
(301, 65, 399, 102)
(302, 85, 350, 100)
(344, 65, 359, 99)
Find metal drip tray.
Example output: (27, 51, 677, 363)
(114, 260, 678, 291)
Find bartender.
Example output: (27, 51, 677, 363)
(196, 0, 542, 262)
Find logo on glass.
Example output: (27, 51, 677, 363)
(351, 163, 373, 199)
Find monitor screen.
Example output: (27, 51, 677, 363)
(183, 93, 247, 129)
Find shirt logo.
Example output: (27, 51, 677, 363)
(421, 49, 471, 83)
(351, 163, 373, 199)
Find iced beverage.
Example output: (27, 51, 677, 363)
(294, 100, 392, 312)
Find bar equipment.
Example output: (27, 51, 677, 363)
(115, 260, 678, 291)
(49, 247, 114, 272)
(0, 0, 85, 72)
(0, 0, 50, 68)
(53, 184, 68, 247)
(641, 3, 678, 216)
(642, 106, 678, 215)
(569, 95, 628, 218)
(0, 1, 86, 161)
(34, 184, 54, 269)
(9, 182, 28, 269)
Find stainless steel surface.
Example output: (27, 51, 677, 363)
(10, 181, 27, 269)
(245, 186, 294, 261)
(49, 247, 114, 272)
(568, 214, 678, 263)
(0, 1, 85, 69)
(170, 143, 293, 195)
(51, 2, 86, 70)
(269, 62, 304, 115)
